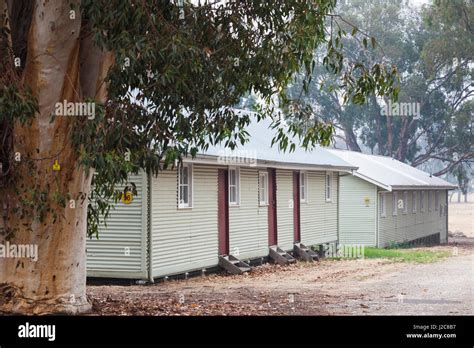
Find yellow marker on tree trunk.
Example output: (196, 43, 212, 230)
(52, 160, 61, 171)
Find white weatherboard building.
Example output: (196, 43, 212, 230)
(86, 119, 456, 281)
(327, 150, 457, 247)
(87, 118, 356, 281)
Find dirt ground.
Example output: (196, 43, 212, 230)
(88, 202, 473, 316)
(88, 241, 473, 315)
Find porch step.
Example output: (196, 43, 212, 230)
(293, 242, 319, 262)
(218, 255, 251, 275)
(269, 245, 296, 266)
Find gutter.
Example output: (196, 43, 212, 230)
(184, 155, 358, 172)
(390, 185, 458, 190)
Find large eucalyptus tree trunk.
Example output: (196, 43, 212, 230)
(0, 0, 111, 314)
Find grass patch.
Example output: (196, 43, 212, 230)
(364, 247, 450, 263)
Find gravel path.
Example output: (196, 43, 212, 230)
(326, 251, 473, 315)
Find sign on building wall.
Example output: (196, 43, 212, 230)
(364, 197, 370, 206)
(121, 191, 134, 205)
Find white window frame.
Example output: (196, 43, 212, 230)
(403, 191, 408, 214)
(259, 171, 269, 206)
(420, 191, 425, 212)
(300, 171, 308, 203)
(380, 192, 387, 218)
(228, 167, 240, 206)
(178, 164, 193, 209)
(435, 191, 439, 211)
(412, 191, 417, 213)
(325, 172, 332, 202)
(428, 191, 432, 211)
(392, 192, 398, 216)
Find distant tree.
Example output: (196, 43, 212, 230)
(287, 0, 473, 177)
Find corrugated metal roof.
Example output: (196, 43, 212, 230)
(195, 113, 356, 171)
(327, 149, 457, 191)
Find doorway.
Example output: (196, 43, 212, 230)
(218, 169, 229, 255)
(268, 168, 278, 246)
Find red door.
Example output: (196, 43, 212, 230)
(218, 169, 229, 255)
(293, 171, 301, 243)
(268, 168, 278, 246)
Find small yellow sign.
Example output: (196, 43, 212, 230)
(121, 191, 134, 205)
(52, 160, 61, 171)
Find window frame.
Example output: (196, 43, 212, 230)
(228, 167, 240, 206)
(178, 164, 193, 209)
(300, 171, 308, 203)
(403, 191, 408, 214)
(412, 191, 417, 213)
(380, 192, 387, 218)
(392, 192, 398, 216)
(428, 191, 432, 212)
(325, 172, 333, 202)
(420, 191, 425, 212)
(435, 191, 439, 211)
(258, 171, 269, 206)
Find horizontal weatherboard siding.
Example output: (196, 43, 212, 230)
(151, 165, 219, 277)
(300, 171, 339, 246)
(276, 169, 294, 251)
(378, 189, 448, 247)
(86, 172, 148, 279)
(338, 175, 376, 246)
(228, 167, 268, 259)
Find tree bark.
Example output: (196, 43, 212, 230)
(396, 117, 410, 161)
(342, 125, 361, 152)
(0, 0, 111, 314)
(386, 116, 393, 157)
(371, 95, 385, 155)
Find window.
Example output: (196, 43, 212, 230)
(178, 164, 193, 208)
(435, 191, 439, 211)
(428, 191, 432, 211)
(380, 193, 386, 217)
(403, 191, 408, 214)
(325, 172, 332, 202)
(229, 167, 240, 205)
(392, 192, 398, 216)
(259, 171, 269, 206)
(440, 204, 443, 217)
(420, 191, 425, 212)
(412, 191, 417, 213)
(300, 171, 308, 202)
